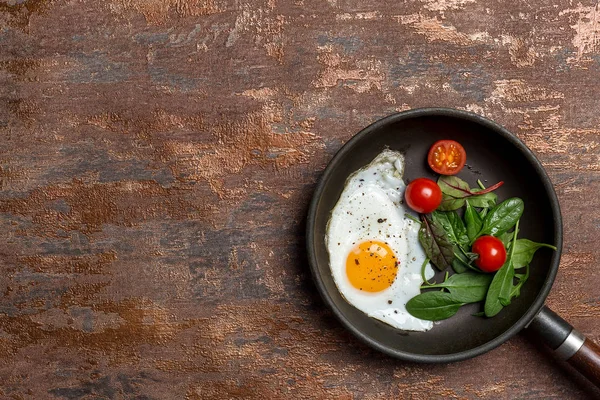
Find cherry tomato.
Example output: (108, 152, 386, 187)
(472, 236, 507, 273)
(405, 178, 442, 214)
(427, 140, 467, 175)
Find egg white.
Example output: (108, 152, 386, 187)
(325, 150, 435, 332)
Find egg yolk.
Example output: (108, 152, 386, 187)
(346, 240, 398, 292)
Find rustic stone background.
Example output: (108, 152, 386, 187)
(1, 0, 600, 398)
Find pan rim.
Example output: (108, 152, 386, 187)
(306, 107, 563, 363)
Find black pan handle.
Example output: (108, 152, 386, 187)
(526, 306, 600, 387)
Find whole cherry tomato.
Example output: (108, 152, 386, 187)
(405, 178, 442, 214)
(472, 235, 507, 272)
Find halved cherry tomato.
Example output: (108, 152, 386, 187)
(405, 178, 442, 214)
(472, 235, 507, 273)
(427, 140, 466, 175)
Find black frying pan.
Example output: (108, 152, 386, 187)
(306, 108, 600, 387)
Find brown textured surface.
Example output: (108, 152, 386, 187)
(568, 338, 600, 388)
(1, 0, 600, 398)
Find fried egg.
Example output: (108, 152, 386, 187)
(325, 150, 435, 332)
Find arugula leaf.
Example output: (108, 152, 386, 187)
(432, 211, 469, 248)
(423, 273, 493, 303)
(418, 214, 455, 270)
(464, 201, 483, 243)
(478, 198, 524, 238)
(510, 265, 529, 298)
(406, 291, 465, 321)
(512, 239, 557, 269)
(484, 220, 519, 317)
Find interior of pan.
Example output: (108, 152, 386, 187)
(307, 108, 563, 362)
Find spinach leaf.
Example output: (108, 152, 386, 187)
(424, 273, 493, 303)
(484, 261, 513, 316)
(499, 229, 518, 248)
(408, 272, 493, 320)
(438, 176, 503, 197)
(512, 239, 557, 269)
(467, 192, 498, 208)
(479, 207, 489, 219)
(437, 177, 503, 211)
(452, 256, 469, 274)
(484, 220, 519, 317)
(452, 250, 480, 274)
(478, 198, 524, 238)
(503, 239, 555, 301)
(406, 291, 465, 321)
(433, 211, 469, 248)
(418, 214, 455, 270)
(437, 176, 471, 198)
(464, 201, 483, 243)
(498, 263, 515, 306)
(438, 194, 466, 211)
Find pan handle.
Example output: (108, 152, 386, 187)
(526, 306, 600, 387)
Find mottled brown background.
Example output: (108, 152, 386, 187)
(1, 0, 600, 398)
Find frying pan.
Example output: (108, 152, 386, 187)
(306, 108, 600, 387)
